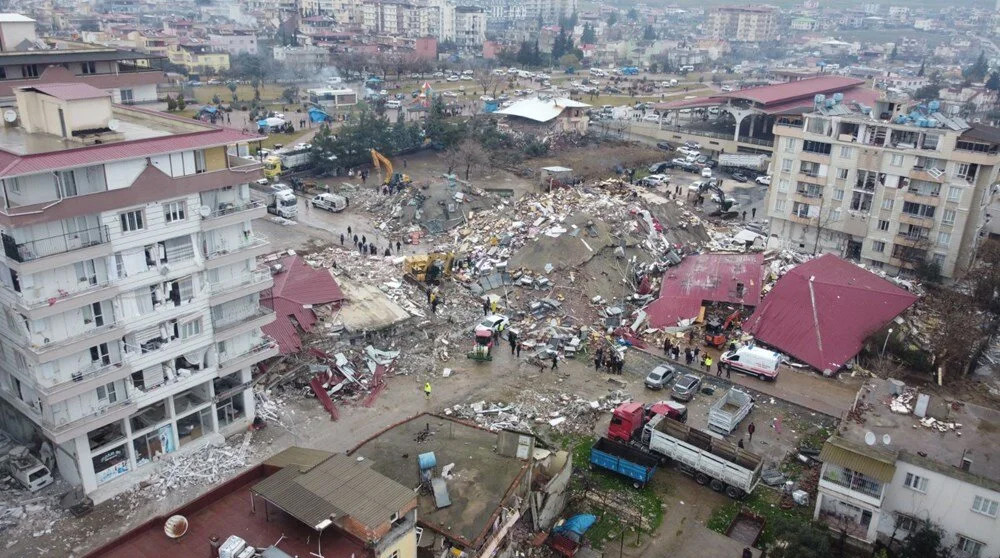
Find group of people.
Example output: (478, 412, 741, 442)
(341, 226, 403, 258)
(663, 337, 737, 378)
(593, 346, 625, 375)
(347, 168, 370, 183)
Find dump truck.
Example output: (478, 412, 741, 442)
(604, 406, 761, 498)
(607, 401, 686, 444)
(589, 437, 658, 488)
(718, 154, 769, 173)
(641, 414, 762, 498)
(707, 388, 754, 434)
(278, 144, 313, 172)
(266, 186, 298, 218)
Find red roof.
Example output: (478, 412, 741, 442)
(743, 254, 918, 372)
(261, 255, 345, 354)
(24, 82, 110, 101)
(714, 76, 866, 105)
(646, 253, 764, 328)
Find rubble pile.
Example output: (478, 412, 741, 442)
(445, 389, 632, 435)
(136, 432, 258, 499)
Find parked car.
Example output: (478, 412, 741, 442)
(475, 314, 509, 335)
(642, 114, 661, 122)
(683, 141, 701, 150)
(641, 174, 670, 187)
(443, 91, 458, 97)
(701, 167, 713, 178)
(446, 75, 460, 82)
(755, 175, 772, 185)
(645, 364, 677, 390)
(731, 171, 749, 183)
(649, 161, 673, 173)
(671, 374, 702, 402)
(656, 141, 674, 151)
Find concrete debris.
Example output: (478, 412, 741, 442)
(445, 389, 632, 435)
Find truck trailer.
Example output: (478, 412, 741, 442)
(266, 186, 298, 218)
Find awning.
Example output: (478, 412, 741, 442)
(819, 436, 897, 483)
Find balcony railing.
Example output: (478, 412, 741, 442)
(1, 225, 109, 263)
(49, 398, 134, 435)
(202, 199, 262, 220)
(213, 307, 274, 331)
(204, 234, 268, 260)
(42, 360, 129, 397)
(227, 156, 264, 172)
(31, 321, 121, 350)
(795, 190, 823, 198)
(218, 339, 278, 368)
(821, 466, 883, 499)
(208, 267, 272, 295)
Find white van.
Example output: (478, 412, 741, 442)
(720, 346, 782, 380)
(386, 100, 401, 109)
(311, 192, 348, 212)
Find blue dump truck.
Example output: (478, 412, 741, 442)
(589, 437, 659, 488)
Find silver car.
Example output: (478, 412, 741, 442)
(645, 364, 677, 390)
(671, 374, 702, 402)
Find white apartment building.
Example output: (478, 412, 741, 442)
(765, 97, 1000, 279)
(815, 381, 1000, 556)
(0, 82, 277, 498)
(707, 5, 777, 43)
(454, 6, 485, 49)
(361, 0, 454, 40)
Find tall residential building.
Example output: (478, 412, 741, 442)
(765, 98, 1000, 279)
(0, 14, 164, 105)
(454, 6, 486, 49)
(706, 6, 777, 43)
(0, 82, 276, 497)
(361, 0, 453, 41)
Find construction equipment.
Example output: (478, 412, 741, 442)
(403, 252, 455, 284)
(467, 329, 494, 361)
(262, 156, 282, 180)
(370, 149, 411, 188)
(697, 179, 740, 219)
(704, 310, 741, 348)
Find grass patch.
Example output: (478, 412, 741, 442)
(706, 489, 812, 548)
(190, 84, 285, 105)
(251, 132, 306, 153)
(557, 436, 665, 550)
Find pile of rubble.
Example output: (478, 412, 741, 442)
(135, 431, 258, 499)
(445, 389, 632, 435)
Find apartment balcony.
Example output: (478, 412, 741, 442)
(37, 360, 133, 405)
(124, 333, 213, 373)
(793, 190, 824, 202)
(798, 169, 822, 180)
(217, 339, 279, 377)
(787, 212, 814, 225)
(227, 155, 264, 173)
(47, 399, 138, 445)
(908, 168, 945, 184)
(201, 199, 266, 231)
(895, 232, 930, 247)
(131, 366, 215, 407)
(799, 150, 831, 164)
(0, 225, 112, 274)
(207, 267, 273, 305)
(888, 256, 919, 270)
(0, 280, 121, 321)
(203, 234, 270, 269)
(29, 322, 126, 364)
(213, 307, 277, 342)
(903, 190, 941, 205)
(898, 212, 934, 226)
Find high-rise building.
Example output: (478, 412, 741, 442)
(707, 6, 777, 43)
(454, 6, 486, 49)
(0, 82, 276, 496)
(766, 98, 1000, 279)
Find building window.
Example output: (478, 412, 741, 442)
(778, 178, 789, 192)
(21, 64, 38, 78)
(895, 513, 917, 532)
(972, 495, 999, 518)
(839, 145, 854, 158)
(57, 170, 77, 197)
(872, 240, 885, 253)
(783, 137, 795, 153)
(194, 150, 207, 173)
(932, 253, 945, 267)
(802, 140, 832, 155)
(904, 472, 928, 493)
(836, 168, 849, 180)
(81, 61, 96, 74)
(179, 318, 202, 339)
(878, 220, 890, 231)
(890, 153, 904, 167)
(943, 209, 956, 226)
(948, 186, 961, 202)
(870, 259, 884, 269)
(956, 535, 984, 557)
(781, 158, 793, 173)
(850, 191, 873, 213)
(90, 342, 111, 366)
(834, 189, 844, 201)
(882, 198, 894, 210)
(119, 210, 144, 232)
(96, 382, 118, 405)
(163, 200, 186, 223)
(120, 88, 134, 104)
(775, 199, 786, 212)
(830, 208, 841, 222)
(937, 232, 951, 247)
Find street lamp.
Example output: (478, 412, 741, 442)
(881, 328, 893, 357)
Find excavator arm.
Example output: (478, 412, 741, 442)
(370, 149, 393, 185)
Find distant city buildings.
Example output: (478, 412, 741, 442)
(707, 5, 777, 43)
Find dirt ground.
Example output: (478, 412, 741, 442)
(532, 142, 665, 181)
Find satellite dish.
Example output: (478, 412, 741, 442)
(3, 109, 16, 123)
(882, 434, 892, 445)
(864, 431, 876, 446)
(198, 205, 212, 218)
(107, 118, 120, 131)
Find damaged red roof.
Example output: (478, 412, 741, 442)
(647, 253, 765, 328)
(743, 254, 918, 372)
(261, 255, 345, 354)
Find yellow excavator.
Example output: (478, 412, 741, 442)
(370, 149, 412, 188)
(403, 252, 456, 284)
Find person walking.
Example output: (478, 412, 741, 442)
(424, 382, 432, 400)
(348, 226, 352, 236)
(705, 355, 713, 372)
(551, 353, 558, 370)
(672, 345, 680, 361)
(431, 296, 440, 314)
(737, 438, 744, 449)
(396, 240, 401, 253)
(742, 210, 747, 221)
(490, 299, 498, 314)
(353, 234, 358, 246)
(361, 235, 367, 246)
(482, 299, 490, 316)
(751, 207, 757, 219)
(663, 337, 670, 355)
(685, 348, 693, 365)
(747, 422, 756, 443)
(384, 247, 391, 257)
(508, 331, 517, 354)
(340, 233, 345, 245)
(725, 362, 731, 379)
(516, 342, 522, 358)
(594, 347, 604, 371)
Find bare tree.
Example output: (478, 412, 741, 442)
(456, 139, 489, 180)
(475, 69, 501, 99)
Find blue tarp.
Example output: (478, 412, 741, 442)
(200, 106, 219, 114)
(308, 108, 331, 122)
(552, 514, 597, 536)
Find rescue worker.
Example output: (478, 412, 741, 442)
(424, 382, 432, 400)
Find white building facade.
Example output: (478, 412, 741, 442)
(0, 83, 276, 499)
